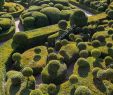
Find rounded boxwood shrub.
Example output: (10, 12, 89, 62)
(108, 10, 113, 19)
(34, 47, 41, 54)
(58, 20, 67, 30)
(48, 53, 58, 61)
(61, 39, 69, 46)
(12, 32, 28, 50)
(12, 53, 21, 62)
(69, 33, 75, 41)
(107, 42, 113, 48)
(22, 67, 33, 77)
(33, 54, 41, 61)
(23, 16, 35, 29)
(32, 11, 49, 28)
(54, 3, 64, 10)
(48, 83, 57, 95)
(55, 40, 62, 51)
(96, 35, 105, 42)
(79, 50, 89, 58)
(74, 86, 92, 95)
(76, 58, 89, 68)
(92, 40, 101, 47)
(104, 56, 113, 66)
(97, 70, 106, 80)
(70, 9, 88, 27)
(77, 42, 87, 50)
(30, 89, 43, 95)
(48, 47, 54, 53)
(11, 74, 23, 86)
(41, 60, 67, 84)
(69, 74, 78, 84)
(21, 12, 31, 19)
(49, 2, 54, 7)
(41, 7, 61, 24)
(91, 49, 101, 58)
(92, 67, 101, 78)
(75, 38, 83, 43)
(105, 68, 113, 80)
(108, 29, 113, 35)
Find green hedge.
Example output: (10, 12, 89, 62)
(69, 0, 100, 14)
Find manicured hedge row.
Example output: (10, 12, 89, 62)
(69, 0, 100, 14)
(9, 3, 25, 18)
(0, 26, 15, 42)
(0, 40, 13, 95)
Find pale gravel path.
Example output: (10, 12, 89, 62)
(15, 18, 24, 32)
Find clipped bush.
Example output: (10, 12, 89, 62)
(96, 35, 105, 42)
(12, 52, 21, 62)
(58, 20, 67, 30)
(11, 74, 23, 86)
(34, 47, 41, 54)
(61, 39, 69, 46)
(91, 49, 101, 58)
(74, 86, 92, 95)
(92, 40, 101, 47)
(77, 42, 87, 50)
(92, 67, 101, 78)
(48, 53, 58, 61)
(70, 10, 88, 27)
(69, 33, 75, 41)
(48, 83, 57, 95)
(77, 58, 89, 68)
(33, 54, 41, 61)
(69, 74, 78, 84)
(41, 60, 67, 84)
(108, 29, 113, 35)
(22, 67, 33, 77)
(106, 84, 113, 95)
(55, 40, 62, 51)
(41, 7, 61, 24)
(75, 38, 83, 43)
(32, 11, 49, 28)
(79, 50, 89, 58)
(106, 42, 113, 48)
(30, 89, 43, 95)
(48, 47, 54, 53)
(97, 70, 106, 80)
(12, 32, 28, 50)
(108, 10, 113, 19)
(54, 3, 64, 10)
(104, 56, 113, 66)
(23, 17, 35, 29)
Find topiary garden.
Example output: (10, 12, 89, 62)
(0, 0, 113, 95)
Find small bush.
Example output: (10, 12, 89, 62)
(30, 89, 43, 95)
(74, 86, 92, 95)
(108, 29, 113, 35)
(58, 20, 67, 30)
(91, 49, 101, 58)
(32, 12, 49, 28)
(61, 39, 69, 46)
(69, 33, 75, 41)
(48, 53, 58, 61)
(69, 74, 78, 84)
(48, 47, 54, 53)
(77, 58, 89, 68)
(106, 42, 113, 48)
(22, 67, 33, 77)
(106, 85, 113, 95)
(12, 32, 28, 50)
(41, 7, 61, 24)
(108, 10, 113, 19)
(55, 40, 62, 51)
(79, 50, 89, 58)
(92, 67, 101, 78)
(34, 47, 41, 54)
(54, 3, 64, 10)
(97, 70, 106, 80)
(70, 10, 88, 27)
(11, 74, 23, 86)
(23, 17, 35, 29)
(12, 53, 21, 62)
(48, 83, 57, 95)
(77, 42, 87, 50)
(104, 56, 113, 66)
(75, 38, 83, 43)
(33, 54, 41, 61)
(92, 40, 101, 47)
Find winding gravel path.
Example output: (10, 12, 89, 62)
(15, 18, 24, 32)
